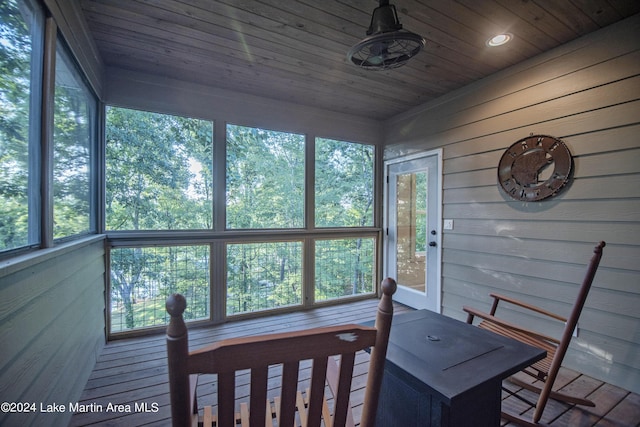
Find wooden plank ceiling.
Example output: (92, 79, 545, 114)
(80, 0, 640, 120)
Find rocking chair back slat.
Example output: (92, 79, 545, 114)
(166, 278, 397, 427)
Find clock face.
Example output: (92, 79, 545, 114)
(498, 135, 572, 201)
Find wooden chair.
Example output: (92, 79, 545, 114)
(166, 278, 397, 427)
(463, 241, 605, 426)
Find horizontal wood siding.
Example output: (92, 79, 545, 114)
(0, 237, 106, 427)
(384, 15, 640, 394)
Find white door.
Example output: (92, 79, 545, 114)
(384, 150, 442, 312)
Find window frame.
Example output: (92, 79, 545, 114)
(0, 1, 99, 259)
(0, 0, 382, 338)
(104, 119, 381, 336)
(314, 136, 375, 229)
(103, 106, 214, 232)
(0, 0, 44, 255)
(225, 123, 306, 230)
(52, 33, 99, 243)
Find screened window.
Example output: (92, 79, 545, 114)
(105, 107, 213, 231)
(226, 124, 305, 229)
(226, 241, 302, 315)
(315, 138, 374, 227)
(315, 237, 375, 302)
(0, 0, 43, 252)
(105, 119, 378, 333)
(53, 38, 97, 239)
(110, 245, 210, 332)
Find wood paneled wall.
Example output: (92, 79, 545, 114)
(0, 237, 106, 426)
(384, 15, 640, 394)
(104, 67, 384, 146)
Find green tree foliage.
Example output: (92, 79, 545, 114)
(226, 125, 304, 229)
(106, 114, 376, 330)
(106, 107, 212, 330)
(226, 242, 302, 315)
(0, 0, 35, 251)
(53, 48, 94, 238)
(315, 238, 375, 302)
(225, 125, 306, 313)
(314, 139, 375, 301)
(1, 0, 99, 248)
(106, 107, 213, 231)
(315, 138, 374, 227)
(110, 246, 209, 331)
(1, 2, 379, 331)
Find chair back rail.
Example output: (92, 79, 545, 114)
(166, 277, 397, 427)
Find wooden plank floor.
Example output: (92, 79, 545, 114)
(69, 300, 640, 426)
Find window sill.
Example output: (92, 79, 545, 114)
(0, 235, 106, 279)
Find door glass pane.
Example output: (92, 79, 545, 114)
(395, 171, 427, 293)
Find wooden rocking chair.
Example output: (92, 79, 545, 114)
(166, 278, 397, 427)
(463, 241, 605, 426)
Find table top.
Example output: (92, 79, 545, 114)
(379, 309, 546, 404)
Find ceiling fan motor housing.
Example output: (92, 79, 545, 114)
(367, 1, 403, 35)
(347, 0, 426, 70)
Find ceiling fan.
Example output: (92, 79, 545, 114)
(347, 0, 426, 70)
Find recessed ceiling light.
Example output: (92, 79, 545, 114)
(486, 33, 512, 47)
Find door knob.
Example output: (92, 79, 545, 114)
(429, 241, 437, 247)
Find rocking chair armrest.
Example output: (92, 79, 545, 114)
(489, 293, 567, 323)
(463, 305, 561, 345)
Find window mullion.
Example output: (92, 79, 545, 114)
(212, 121, 226, 321)
(97, 102, 106, 234)
(303, 237, 315, 307)
(304, 134, 315, 307)
(211, 241, 226, 323)
(213, 119, 226, 232)
(27, 0, 45, 248)
(40, 16, 57, 248)
(305, 134, 315, 231)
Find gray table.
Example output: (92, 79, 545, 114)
(374, 309, 546, 427)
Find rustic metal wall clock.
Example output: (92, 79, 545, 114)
(498, 134, 572, 201)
